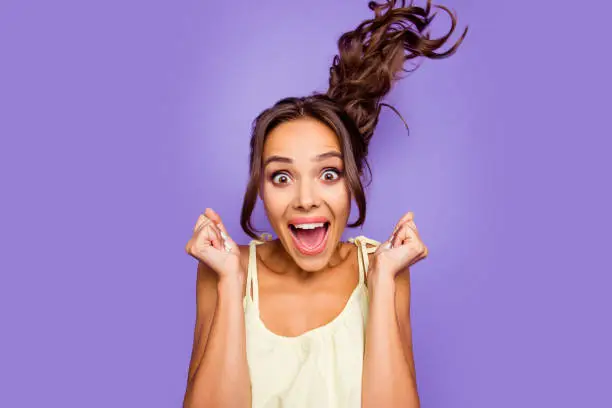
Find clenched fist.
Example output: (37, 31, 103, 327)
(372, 211, 429, 277)
(185, 208, 243, 279)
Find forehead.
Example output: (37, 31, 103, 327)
(264, 118, 341, 159)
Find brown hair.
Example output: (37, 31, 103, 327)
(241, 0, 468, 239)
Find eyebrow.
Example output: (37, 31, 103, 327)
(263, 151, 343, 167)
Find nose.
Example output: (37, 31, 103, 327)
(294, 178, 320, 211)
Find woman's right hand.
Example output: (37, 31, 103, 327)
(185, 208, 243, 280)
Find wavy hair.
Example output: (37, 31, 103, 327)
(241, 0, 468, 239)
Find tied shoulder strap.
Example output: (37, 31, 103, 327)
(348, 236, 380, 283)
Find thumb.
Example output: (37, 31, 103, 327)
(392, 211, 414, 233)
(205, 207, 221, 223)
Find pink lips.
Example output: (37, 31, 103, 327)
(288, 216, 329, 226)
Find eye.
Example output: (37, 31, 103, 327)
(321, 168, 341, 182)
(271, 171, 291, 185)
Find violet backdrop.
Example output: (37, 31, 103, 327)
(1, 0, 610, 407)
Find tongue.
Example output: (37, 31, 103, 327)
(294, 227, 326, 248)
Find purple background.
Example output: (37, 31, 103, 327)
(1, 0, 611, 407)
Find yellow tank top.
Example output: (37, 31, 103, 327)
(242, 235, 380, 408)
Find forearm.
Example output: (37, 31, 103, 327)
(184, 275, 251, 408)
(362, 270, 419, 408)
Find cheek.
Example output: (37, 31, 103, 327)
(325, 182, 351, 218)
(262, 184, 292, 220)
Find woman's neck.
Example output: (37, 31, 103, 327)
(258, 238, 354, 279)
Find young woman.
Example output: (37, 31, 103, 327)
(183, 1, 466, 407)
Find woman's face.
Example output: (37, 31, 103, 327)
(261, 117, 351, 272)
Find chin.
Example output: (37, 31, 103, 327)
(292, 252, 333, 273)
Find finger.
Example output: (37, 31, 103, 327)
(205, 208, 222, 224)
(405, 220, 418, 235)
(404, 222, 426, 259)
(218, 227, 237, 253)
(213, 218, 231, 243)
(394, 219, 422, 246)
(383, 212, 412, 250)
(210, 227, 224, 251)
(392, 211, 414, 234)
(379, 224, 400, 251)
(186, 222, 221, 256)
(204, 208, 226, 239)
(398, 226, 428, 261)
(205, 208, 237, 252)
(200, 221, 223, 251)
(193, 216, 211, 240)
(406, 219, 418, 234)
(392, 222, 418, 248)
(391, 229, 401, 248)
(385, 228, 396, 248)
(194, 209, 223, 247)
(194, 212, 210, 232)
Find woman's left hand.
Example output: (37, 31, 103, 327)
(371, 211, 429, 277)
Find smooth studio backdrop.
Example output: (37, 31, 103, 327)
(1, 0, 610, 407)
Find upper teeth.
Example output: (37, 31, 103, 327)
(293, 222, 325, 229)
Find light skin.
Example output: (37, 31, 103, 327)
(183, 117, 428, 408)
(259, 117, 352, 274)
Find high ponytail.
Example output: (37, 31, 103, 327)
(327, 0, 468, 147)
(240, 0, 467, 239)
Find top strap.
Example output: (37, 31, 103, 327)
(247, 235, 378, 306)
(348, 235, 380, 284)
(246, 240, 260, 309)
(246, 233, 273, 310)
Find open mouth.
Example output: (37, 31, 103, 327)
(288, 221, 330, 256)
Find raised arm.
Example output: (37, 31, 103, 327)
(183, 209, 251, 408)
(361, 212, 428, 408)
(362, 265, 419, 407)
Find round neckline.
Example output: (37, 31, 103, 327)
(244, 281, 365, 342)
